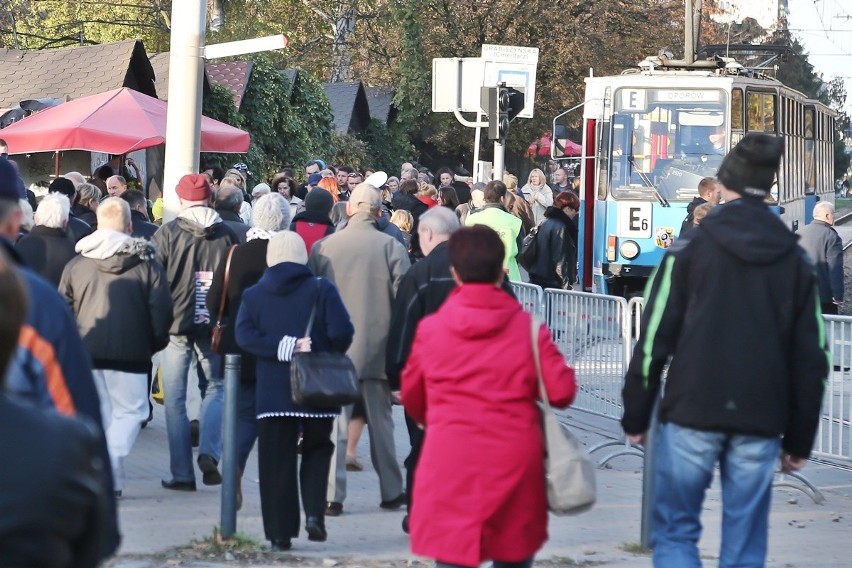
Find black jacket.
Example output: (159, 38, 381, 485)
(207, 238, 269, 382)
(0, 394, 109, 568)
(385, 242, 515, 390)
(216, 209, 249, 244)
(59, 234, 173, 373)
(66, 215, 94, 243)
(129, 209, 159, 240)
(622, 198, 828, 458)
(15, 225, 77, 287)
(679, 196, 708, 236)
(527, 207, 577, 289)
(71, 204, 97, 229)
(152, 208, 239, 336)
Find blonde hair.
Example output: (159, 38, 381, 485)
(418, 185, 437, 199)
(693, 202, 715, 225)
(390, 209, 414, 233)
(503, 173, 519, 190)
(76, 182, 101, 206)
(97, 197, 131, 232)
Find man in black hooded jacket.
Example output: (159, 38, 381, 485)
(623, 134, 828, 568)
(679, 177, 722, 236)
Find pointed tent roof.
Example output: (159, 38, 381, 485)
(0, 40, 155, 109)
(148, 51, 212, 101)
(365, 86, 396, 125)
(280, 69, 299, 97)
(206, 61, 254, 110)
(322, 81, 372, 133)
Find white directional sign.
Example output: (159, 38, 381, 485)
(431, 57, 485, 113)
(481, 44, 538, 119)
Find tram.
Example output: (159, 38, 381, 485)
(553, 55, 837, 297)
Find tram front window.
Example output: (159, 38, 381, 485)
(608, 88, 728, 202)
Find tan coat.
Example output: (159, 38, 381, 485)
(308, 212, 411, 380)
(503, 191, 535, 235)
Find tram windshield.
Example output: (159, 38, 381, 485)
(607, 88, 728, 202)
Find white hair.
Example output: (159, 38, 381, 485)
(251, 192, 292, 232)
(34, 193, 70, 229)
(19, 198, 34, 232)
(63, 171, 87, 188)
(96, 197, 131, 232)
(418, 205, 460, 236)
(813, 201, 834, 220)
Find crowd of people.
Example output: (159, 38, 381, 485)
(0, 134, 830, 568)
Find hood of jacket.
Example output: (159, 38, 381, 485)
(543, 206, 572, 224)
(257, 262, 315, 296)
(439, 284, 521, 340)
(686, 196, 708, 215)
(176, 206, 223, 238)
(75, 229, 155, 273)
(699, 198, 798, 265)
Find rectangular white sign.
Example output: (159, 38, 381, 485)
(617, 202, 653, 239)
(432, 57, 485, 113)
(481, 44, 538, 119)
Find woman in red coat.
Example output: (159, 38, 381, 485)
(401, 226, 576, 568)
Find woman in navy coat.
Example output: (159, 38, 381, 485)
(236, 231, 354, 551)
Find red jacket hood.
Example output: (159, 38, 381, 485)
(438, 284, 521, 339)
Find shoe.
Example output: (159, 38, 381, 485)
(402, 514, 409, 534)
(380, 493, 406, 510)
(325, 501, 343, 517)
(270, 538, 291, 551)
(197, 453, 222, 486)
(345, 455, 364, 472)
(190, 419, 200, 448)
(305, 516, 327, 542)
(161, 479, 196, 491)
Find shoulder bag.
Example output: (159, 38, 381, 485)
(518, 223, 542, 271)
(531, 316, 596, 515)
(210, 245, 237, 354)
(290, 279, 360, 407)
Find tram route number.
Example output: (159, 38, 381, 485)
(617, 202, 652, 239)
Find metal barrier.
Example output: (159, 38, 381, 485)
(816, 316, 852, 465)
(509, 281, 545, 317)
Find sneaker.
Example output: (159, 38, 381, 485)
(270, 538, 291, 551)
(325, 501, 343, 517)
(197, 453, 222, 486)
(161, 479, 196, 491)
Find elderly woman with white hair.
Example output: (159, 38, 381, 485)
(15, 193, 76, 286)
(236, 231, 354, 551)
(206, 192, 294, 507)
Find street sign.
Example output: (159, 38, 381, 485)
(431, 57, 485, 113)
(481, 44, 538, 119)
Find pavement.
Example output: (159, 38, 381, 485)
(106, 399, 852, 568)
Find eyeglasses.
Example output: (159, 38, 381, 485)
(348, 173, 362, 179)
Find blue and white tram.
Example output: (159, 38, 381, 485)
(557, 56, 837, 296)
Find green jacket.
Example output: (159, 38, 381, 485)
(465, 204, 523, 281)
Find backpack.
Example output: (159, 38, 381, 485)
(518, 224, 541, 271)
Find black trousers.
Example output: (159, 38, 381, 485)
(257, 417, 334, 542)
(404, 411, 425, 511)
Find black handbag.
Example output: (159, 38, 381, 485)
(290, 279, 360, 407)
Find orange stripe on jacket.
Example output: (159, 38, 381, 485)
(17, 324, 77, 417)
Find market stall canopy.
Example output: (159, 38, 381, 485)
(527, 131, 582, 158)
(0, 87, 250, 154)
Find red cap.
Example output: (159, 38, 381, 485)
(176, 173, 212, 201)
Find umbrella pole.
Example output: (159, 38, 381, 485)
(54, 151, 59, 178)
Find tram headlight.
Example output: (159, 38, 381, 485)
(620, 240, 640, 260)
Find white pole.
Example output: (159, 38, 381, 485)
(493, 140, 505, 181)
(473, 112, 482, 182)
(162, 0, 207, 222)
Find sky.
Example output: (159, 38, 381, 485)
(786, 0, 852, 116)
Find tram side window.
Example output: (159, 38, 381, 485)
(804, 108, 815, 194)
(731, 89, 744, 131)
(747, 92, 777, 133)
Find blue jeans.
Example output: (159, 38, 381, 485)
(651, 423, 781, 568)
(161, 335, 223, 481)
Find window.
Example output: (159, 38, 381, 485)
(746, 91, 777, 133)
(731, 88, 744, 130)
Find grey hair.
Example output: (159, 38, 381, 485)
(215, 184, 244, 211)
(418, 205, 460, 236)
(813, 201, 834, 219)
(34, 193, 70, 229)
(401, 167, 419, 181)
(63, 171, 87, 188)
(251, 192, 292, 232)
(18, 198, 33, 231)
(97, 197, 131, 232)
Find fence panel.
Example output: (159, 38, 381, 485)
(510, 281, 544, 317)
(816, 316, 852, 463)
(544, 289, 629, 421)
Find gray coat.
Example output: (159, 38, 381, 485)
(308, 212, 410, 380)
(797, 219, 844, 304)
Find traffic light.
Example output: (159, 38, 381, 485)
(480, 84, 525, 142)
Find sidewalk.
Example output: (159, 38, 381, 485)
(109, 403, 852, 567)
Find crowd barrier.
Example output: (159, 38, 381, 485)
(510, 282, 852, 472)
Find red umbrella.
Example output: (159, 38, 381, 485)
(0, 87, 250, 154)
